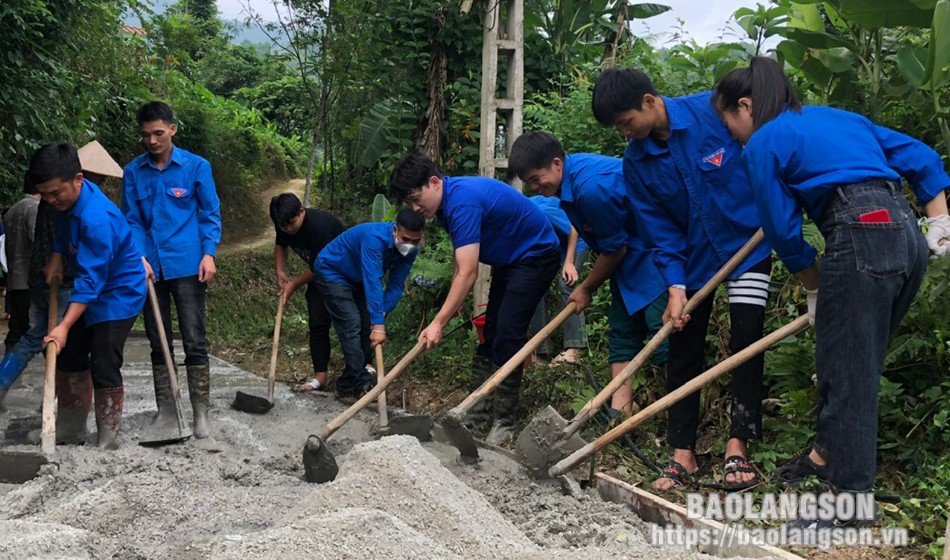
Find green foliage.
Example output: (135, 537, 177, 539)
(0, 0, 146, 205)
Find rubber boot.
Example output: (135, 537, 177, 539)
(94, 386, 124, 450)
(485, 366, 523, 446)
(56, 369, 93, 445)
(187, 364, 211, 439)
(461, 354, 494, 432)
(148, 364, 178, 432)
(0, 353, 28, 412)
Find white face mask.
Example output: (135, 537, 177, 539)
(394, 227, 418, 256)
(395, 241, 416, 256)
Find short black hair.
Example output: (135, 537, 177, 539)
(591, 68, 658, 126)
(714, 56, 801, 129)
(507, 131, 566, 180)
(136, 101, 175, 125)
(389, 153, 439, 202)
(27, 142, 81, 186)
(22, 171, 37, 195)
(395, 207, 426, 231)
(269, 192, 303, 227)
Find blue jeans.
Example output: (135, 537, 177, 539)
(144, 275, 209, 367)
(529, 248, 589, 355)
(812, 182, 927, 493)
(313, 272, 373, 392)
(6, 287, 72, 366)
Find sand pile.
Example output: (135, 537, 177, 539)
(0, 436, 730, 560)
(0, 339, 774, 560)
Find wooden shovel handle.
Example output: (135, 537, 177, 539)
(447, 302, 577, 421)
(322, 339, 426, 440)
(147, 279, 182, 398)
(549, 314, 809, 478)
(375, 344, 388, 428)
(564, 229, 765, 434)
(41, 280, 61, 454)
(267, 297, 285, 402)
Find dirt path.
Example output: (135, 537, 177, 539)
(218, 178, 307, 257)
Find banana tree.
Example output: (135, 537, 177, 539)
(524, 0, 670, 70)
(894, 0, 950, 159)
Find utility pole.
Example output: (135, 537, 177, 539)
(473, 0, 524, 309)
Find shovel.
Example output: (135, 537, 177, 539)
(233, 297, 284, 414)
(0, 280, 61, 483)
(139, 278, 193, 446)
(375, 345, 388, 428)
(303, 339, 427, 483)
(516, 229, 765, 477)
(441, 303, 577, 464)
(548, 314, 809, 478)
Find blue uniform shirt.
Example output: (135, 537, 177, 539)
(529, 195, 588, 258)
(623, 92, 772, 289)
(52, 180, 146, 325)
(122, 146, 222, 281)
(315, 222, 418, 325)
(743, 105, 950, 273)
(560, 154, 666, 314)
(438, 176, 559, 267)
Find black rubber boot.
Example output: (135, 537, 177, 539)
(187, 364, 211, 439)
(148, 364, 179, 432)
(94, 386, 124, 450)
(485, 366, 523, 446)
(56, 369, 93, 445)
(461, 354, 494, 432)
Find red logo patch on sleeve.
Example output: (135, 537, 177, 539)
(702, 148, 725, 167)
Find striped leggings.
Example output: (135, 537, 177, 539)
(664, 257, 772, 450)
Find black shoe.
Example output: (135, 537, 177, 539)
(776, 450, 829, 485)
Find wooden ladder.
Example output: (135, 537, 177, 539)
(473, 0, 524, 308)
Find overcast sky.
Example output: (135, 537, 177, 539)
(214, 0, 768, 47)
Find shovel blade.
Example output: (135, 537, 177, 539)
(138, 412, 193, 447)
(515, 405, 588, 479)
(440, 416, 479, 464)
(383, 415, 434, 442)
(0, 451, 50, 483)
(231, 391, 275, 415)
(302, 434, 339, 483)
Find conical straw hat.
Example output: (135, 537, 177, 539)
(78, 140, 124, 178)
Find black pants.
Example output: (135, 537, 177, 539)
(4, 289, 31, 349)
(58, 314, 136, 388)
(305, 282, 332, 373)
(666, 257, 771, 449)
(144, 275, 208, 367)
(478, 249, 561, 367)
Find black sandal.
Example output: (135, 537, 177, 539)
(775, 450, 829, 485)
(723, 455, 761, 491)
(654, 460, 696, 490)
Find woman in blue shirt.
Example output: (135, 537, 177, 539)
(715, 56, 950, 521)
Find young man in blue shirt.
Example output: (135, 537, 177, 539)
(314, 208, 423, 397)
(270, 193, 345, 392)
(31, 142, 146, 449)
(592, 68, 773, 491)
(509, 132, 668, 417)
(122, 101, 222, 439)
(0, 143, 122, 416)
(389, 153, 561, 445)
